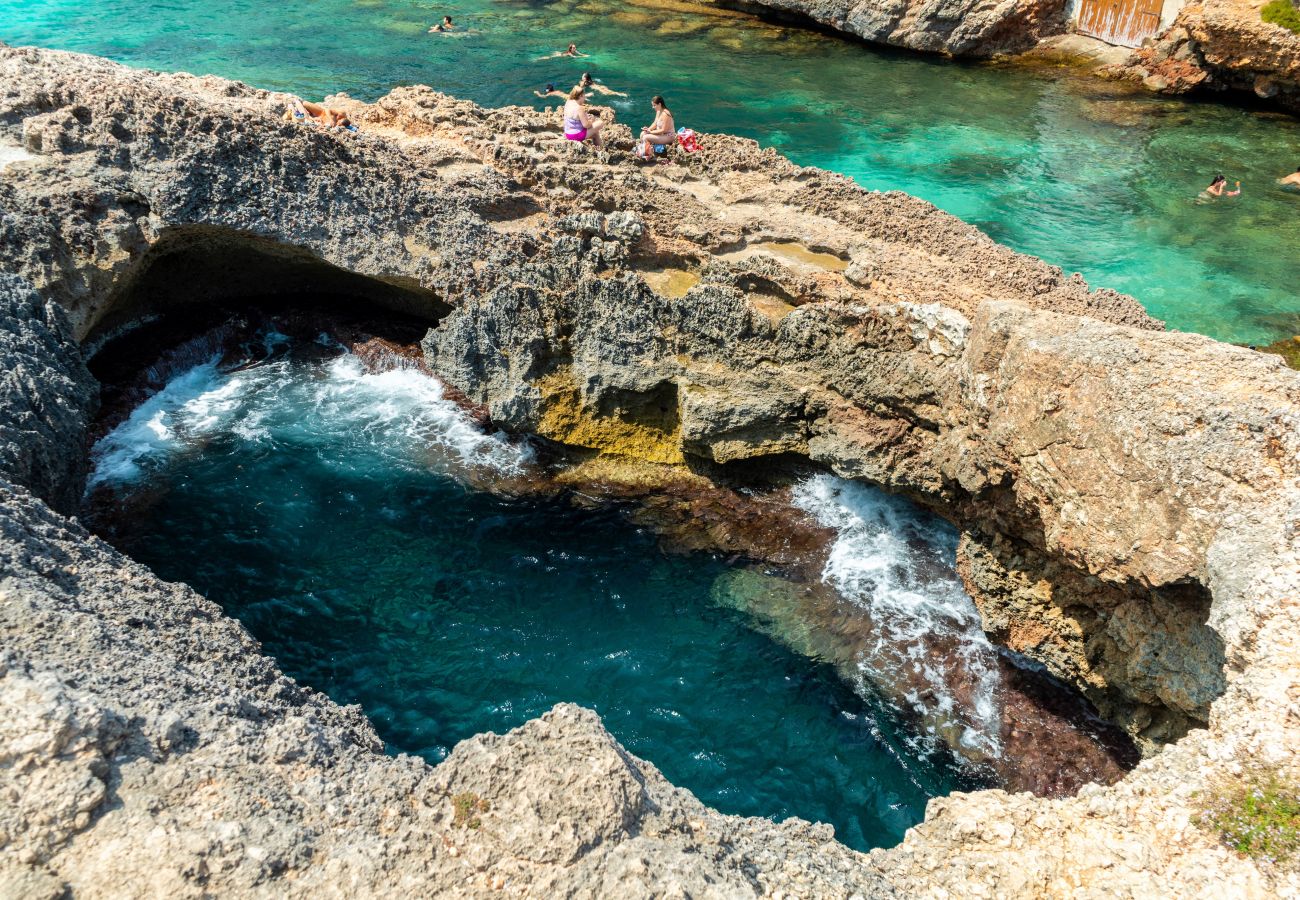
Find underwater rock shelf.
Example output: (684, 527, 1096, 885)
(1, 44, 1299, 897)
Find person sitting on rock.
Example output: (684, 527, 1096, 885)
(1279, 166, 1300, 188)
(286, 98, 354, 130)
(1203, 174, 1240, 198)
(635, 95, 675, 161)
(579, 72, 626, 98)
(562, 86, 604, 148)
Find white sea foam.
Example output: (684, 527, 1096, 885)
(791, 473, 1003, 759)
(89, 348, 530, 489)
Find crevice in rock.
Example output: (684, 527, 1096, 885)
(82, 225, 449, 351)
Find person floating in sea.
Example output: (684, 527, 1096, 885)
(579, 72, 626, 98)
(635, 95, 675, 160)
(1203, 174, 1241, 198)
(562, 85, 604, 147)
(429, 15, 455, 33)
(1279, 166, 1300, 187)
(538, 43, 587, 60)
(534, 83, 564, 99)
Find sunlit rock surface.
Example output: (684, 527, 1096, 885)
(1, 45, 1299, 897)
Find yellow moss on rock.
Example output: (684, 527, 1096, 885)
(535, 369, 685, 465)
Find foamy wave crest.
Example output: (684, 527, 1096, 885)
(792, 473, 1003, 760)
(90, 350, 530, 489)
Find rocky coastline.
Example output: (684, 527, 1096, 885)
(3, 44, 1300, 897)
(695, 0, 1300, 116)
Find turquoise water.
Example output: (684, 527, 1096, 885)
(88, 331, 983, 851)
(5, 0, 1300, 344)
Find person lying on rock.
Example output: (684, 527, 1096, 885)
(563, 86, 604, 148)
(1203, 174, 1240, 198)
(285, 98, 355, 131)
(635, 95, 675, 161)
(579, 72, 626, 98)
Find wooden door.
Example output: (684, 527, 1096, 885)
(1075, 0, 1165, 48)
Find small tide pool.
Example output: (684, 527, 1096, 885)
(5, 0, 1300, 344)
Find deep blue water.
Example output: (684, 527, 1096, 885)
(89, 339, 982, 851)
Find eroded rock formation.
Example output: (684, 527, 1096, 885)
(697, 0, 1071, 56)
(1108, 0, 1300, 112)
(2, 45, 1299, 897)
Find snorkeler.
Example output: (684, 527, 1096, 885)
(1203, 174, 1241, 198)
(579, 72, 626, 98)
(429, 15, 454, 33)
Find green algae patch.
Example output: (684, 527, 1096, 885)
(536, 368, 685, 465)
(1262, 0, 1300, 34)
(453, 792, 491, 829)
(1200, 767, 1300, 868)
(1259, 335, 1300, 370)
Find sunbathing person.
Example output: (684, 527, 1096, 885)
(579, 72, 626, 98)
(286, 98, 354, 129)
(562, 86, 604, 148)
(635, 95, 675, 160)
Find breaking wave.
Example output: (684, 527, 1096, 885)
(89, 339, 530, 489)
(792, 473, 1003, 760)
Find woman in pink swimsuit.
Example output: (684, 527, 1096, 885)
(562, 86, 604, 147)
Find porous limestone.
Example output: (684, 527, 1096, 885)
(2, 45, 1299, 897)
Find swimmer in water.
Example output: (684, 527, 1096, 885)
(1202, 174, 1240, 198)
(534, 83, 565, 99)
(579, 72, 626, 98)
(538, 43, 587, 60)
(1279, 166, 1300, 187)
(429, 15, 454, 33)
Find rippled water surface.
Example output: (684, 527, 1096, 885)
(90, 333, 991, 851)
(6, 0, 1300, 343)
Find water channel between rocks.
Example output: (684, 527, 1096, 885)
(84, 315, 1137, 853)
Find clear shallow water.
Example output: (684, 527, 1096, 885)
(6, 0, 1300, 344)
(89, 336, 985, 851)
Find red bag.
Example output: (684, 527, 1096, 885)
(676, 128, 700, 153)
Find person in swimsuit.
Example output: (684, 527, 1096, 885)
(579, 72, 626, 98)
(636, 95, 675, 159)
(562, 86, 604, 147)
(534, 83, 564, 99)
(538, 43, 587, 60)
(1279, 166, 1300, 187)
(1203, 174, 1240, 198)
(286, 98, 354, 129)
(430, 15, 454, 32)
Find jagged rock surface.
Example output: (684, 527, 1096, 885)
(0, 273, 97, 513)
(1, 45, 1299, 898)
(1110, 0, 1300, 112)
(695, 0, 1070, 56)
